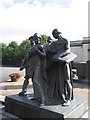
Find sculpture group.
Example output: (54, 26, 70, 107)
(19, 29, 77, 106)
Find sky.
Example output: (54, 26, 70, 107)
(0, 0, 89, 45)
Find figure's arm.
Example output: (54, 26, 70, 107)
(45, 42, 57, 54)
(27, 46, 40, 58)
(52, 39, 70, 62)
(22, 45, 46, 59)
(36, 45, 46, 58)
(20, 48, 29, 71)
(57, 39, 70, 57)
(58, 49, 70, 58)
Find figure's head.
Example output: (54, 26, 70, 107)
(47, 36, 52, 44)
(29, 36, 35, 46)
(33, 33, 41, 44)
(52, 29, 61, 39)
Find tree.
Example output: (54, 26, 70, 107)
(1, 34, 48, 67)
(7, 41, 19, 65)
(8, 41, 18, 48)
(41, 34, 48, 45)
(2, 43, 8, 65)
(19, 39, 30, 59)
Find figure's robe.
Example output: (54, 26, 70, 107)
(46, 38, 77, 102)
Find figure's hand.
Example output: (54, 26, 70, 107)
(60, 54, 63, 58)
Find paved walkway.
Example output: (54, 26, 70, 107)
(0, 77, 33, 97)
(0, 78, 89, 119)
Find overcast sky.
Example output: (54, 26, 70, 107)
(0, 0, 89, 45)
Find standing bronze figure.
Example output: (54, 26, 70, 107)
(46, 29, 77, 106)
(19, 33, 47, 105)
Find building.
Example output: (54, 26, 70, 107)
(70, 37, 90, 62)
(70, 37, 90, 82)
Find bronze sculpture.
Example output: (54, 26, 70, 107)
(19, 29, 77, 106)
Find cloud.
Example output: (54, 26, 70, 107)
(0, 0, 88, 44)
(0, 0, 14, 8)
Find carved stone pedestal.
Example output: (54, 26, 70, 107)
(5, 93, 87, 119)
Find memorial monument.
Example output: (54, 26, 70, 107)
(5, 29, 87, 119)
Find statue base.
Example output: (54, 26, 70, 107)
(5, 93, 87, 119)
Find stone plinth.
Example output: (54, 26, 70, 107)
(5, 93, 87, 119)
